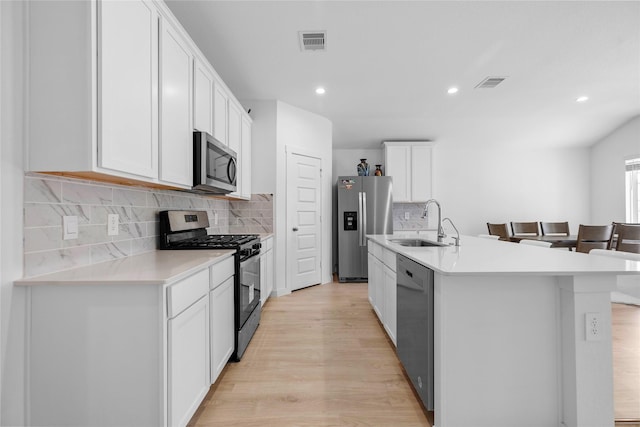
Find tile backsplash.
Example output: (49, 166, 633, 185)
(393, 202, 431, 231)
(23, 174, 273, 277)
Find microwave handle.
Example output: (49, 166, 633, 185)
(227, 157, 237, 184)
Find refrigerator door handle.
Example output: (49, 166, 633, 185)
(361, 192, 367, 246)
(358, 192, 364, 246)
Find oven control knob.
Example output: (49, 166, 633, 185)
(240, 249, 250, 257)
(253, 243, 262, 250)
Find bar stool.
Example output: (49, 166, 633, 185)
(575, 224, 614, 253)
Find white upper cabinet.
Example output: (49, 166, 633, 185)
(240, 115, 252, 199)
(99, 0, 159, 179)
(193, 59, 214, 135)
(159, 19, 193, 187)
(213, 82, 229, 145)
(383, 141, 434, 202)
(27, 0, 251, 192)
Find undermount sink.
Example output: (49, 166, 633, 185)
(389, 238, 447, 247)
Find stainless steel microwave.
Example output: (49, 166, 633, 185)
(193, 131, 237, 194)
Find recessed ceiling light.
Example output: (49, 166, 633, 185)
(576, 96, 589, 103)
(447, 87, 459, 95)
(315, 87, 326, 95)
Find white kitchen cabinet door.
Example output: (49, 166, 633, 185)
(193, 59, 214, 135)
(159, 19, 193, 187)
(99, 0, 159, 179)
(210, 276, 234, 383)
(383, 263, 397, 346)
(240, 115, 253, 199)
(411, 145, 432, 202)
(227, 102, 243, 198)
(384, 145, 410, 202)
(383, 142, 433, 203)
(260, 238, 274, 306)
(213, 82, 229, 145)
(168, 296, 210, 427)
(370, 254, 384, 321)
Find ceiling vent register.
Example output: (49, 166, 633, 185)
(299, 31, 326, 51)
(475, 76, 507, 89)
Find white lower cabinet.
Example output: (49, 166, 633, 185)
(26, 255, 235, 427)
(260, 236, 274, 306)
(168, 296, 210, 427)
(210, 259, 235, 383)
(367, 240, 397, 346)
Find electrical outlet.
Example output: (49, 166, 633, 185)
(585, 312, 602, 341)
(404, 212, 410, 220)
(107, 214, 119, 236)
(63, 215, 78, 240)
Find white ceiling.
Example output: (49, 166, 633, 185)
(165, 1, 640, 150)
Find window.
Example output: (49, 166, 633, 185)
(625, 157, 640, 222)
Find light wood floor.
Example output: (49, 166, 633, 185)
(613, 303, 640, 424)
(188, 282, 432, 426)
(188, 283, 639, 427)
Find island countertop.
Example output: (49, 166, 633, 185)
(15, 249, 235, 286)
(368, 233, 640, 276)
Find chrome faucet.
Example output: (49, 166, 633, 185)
(442, 217, 460, 246)
(422, 199, 446, 242)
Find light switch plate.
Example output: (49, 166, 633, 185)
(107, 214, 119, 236)
(63, 215, 78, 240)
(404, 212, 410, 220)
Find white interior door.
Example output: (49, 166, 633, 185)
(287, 151, 322, 291)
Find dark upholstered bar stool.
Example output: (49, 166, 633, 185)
(510, 221, 539, 236)
(486, 223, 509, 240)
(575, 224, 614, 253)
(540, 221, 570, 236)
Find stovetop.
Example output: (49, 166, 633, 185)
(168, 234, 260, 249)
(158, 210, 261, 253)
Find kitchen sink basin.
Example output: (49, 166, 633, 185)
(389, 238, 447, 247)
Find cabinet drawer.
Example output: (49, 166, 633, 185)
(382, 248, 397, 272)
(211, 256, 234, 290)
(167, 269, 209, 318)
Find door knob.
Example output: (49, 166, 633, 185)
(292, 227, 299, 231)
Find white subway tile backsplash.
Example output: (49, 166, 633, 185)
(113, 188, 148, 207)
(23, 173, 272, 277)
(24, 227, 62, 252)
(24, 177, 62, 203)
(90, 241, 132, 264)
(62, 181, 113, 205)
(24, 246, 92, 277)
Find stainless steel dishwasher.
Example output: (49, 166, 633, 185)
(397, 254, 434, 411)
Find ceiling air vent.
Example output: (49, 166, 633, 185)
(475, 76, 507, 89)
(299, 31, 326, 51)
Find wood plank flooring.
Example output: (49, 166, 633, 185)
(188, 283, 639, 427)
(613, 303, 640, 423)
(188, 282, 432, 426)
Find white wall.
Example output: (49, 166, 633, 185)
(332, 145, 592, 238)
(247, 100, 333, 294)
(1, 1, 26, 424)
(590, 115, 640, 224)
(433, 145, 591, 236)
(332, 149, 384, 179)
(277, 101, 333, 288)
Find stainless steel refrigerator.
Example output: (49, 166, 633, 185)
(337, 176, 393, 282)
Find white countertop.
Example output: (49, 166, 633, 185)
(15, 250, 235, 286)
(368, 233, 640, 276)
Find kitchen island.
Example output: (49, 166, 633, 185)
(368, 233, 640, 427)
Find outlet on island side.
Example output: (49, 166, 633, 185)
(585, 312, 602, 341)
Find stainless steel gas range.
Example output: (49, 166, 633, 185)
(159, 210, 261, 361)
